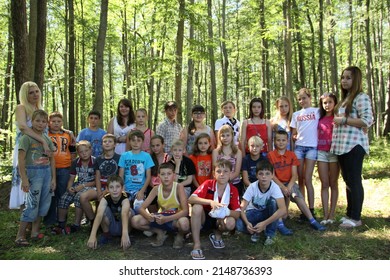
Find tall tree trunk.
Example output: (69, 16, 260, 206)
(327, 0, 338, 96)
(11, 0, 28, 99)
(80, 0, 86, 130)
(292, 0, 305, 89)
(260, 0, 270, 114)
(174, 0, 185, 125)
(348, 0, 353, 65)
(94, 0, 109, 119)
(68, 0, 75, 132)
(307, 12, 317, 96)
(221, 0, 228, 101)
(283, 0, 293, 102)
(318, 0, 324, 98)
(207, 0, 218, 125)
(34, 0, 47, 90)
(364, 0, 376, 136)
(1, 5, 13, 131)
(28, 0, 37, 82)
(186, 0, 195, 124)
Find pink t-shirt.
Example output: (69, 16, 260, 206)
(317, 115, 334, 152)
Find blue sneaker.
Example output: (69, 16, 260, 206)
(278, 225, 293, 236)
(311, 220, 326, 231)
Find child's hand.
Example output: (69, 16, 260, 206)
(154, 214, 166, 225)
(121, 234, 131, 250)
(21, 179, 30, 193)
(68, 186, 76, 193)
(148, 213, 155, 223)
(210, 201, 224, 211)
(51, 180, 56, 192)
(42, 141, 52, 156)
(136, 191, 144, 200)
(246, 223, 256, 234)
(87, 237, 97, 249)
(253, 221, 266, 233)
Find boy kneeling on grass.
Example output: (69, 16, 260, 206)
(87, 175, 131, 250)
(188, 159, 241, 260)
(131, 162, 190, 248)
(236, 160, 286, 245)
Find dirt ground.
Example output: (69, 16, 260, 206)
(0, 181, 253, 260)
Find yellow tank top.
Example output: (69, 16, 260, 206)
(157, 182, 181, 213)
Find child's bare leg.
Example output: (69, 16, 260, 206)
(58, 208, 68, 222)
(295, 197, 313, 219)
(131, 214, 151, 231)
(304, 158, 316, 209)
(328, 162, 340, 220)
(80, 190, 97, 220)
(191, 204, 205, 250)
(318, 161, 330, 220)
(16, 221, 29, 240)
(297, 159, 305, 199)
(74, 207, 84, 225)
(31, 217, 42, 237)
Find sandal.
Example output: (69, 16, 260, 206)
(151, 232, 168, 247)
(339, 218, 362, 229)
(31, 233, 45, 241)
(209, 233, 225, 249)
(191, 249, 205, 260)
(15, 238, 30, 247)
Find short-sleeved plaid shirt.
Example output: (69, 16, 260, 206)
(331, 93, 373, 155)
(156, 118, 182, 152)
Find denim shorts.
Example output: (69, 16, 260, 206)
(21, 165, 52, 222)
(317, 150, 338, 163)
(294, 145, 317, 160)
(150, 213, 176, 232)
(104, 207, 123, 236)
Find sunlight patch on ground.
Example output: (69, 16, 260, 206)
(32, 246, 59, 254)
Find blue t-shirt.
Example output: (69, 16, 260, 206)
(118, 151, 155, 193)
(76, 128, 107, 158)
(241, 154, 266, 183)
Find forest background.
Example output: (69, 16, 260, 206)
(0, 0, 389, 162)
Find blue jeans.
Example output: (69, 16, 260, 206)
(21, 166, 52, 222)
(236, 198, 278, 237)
(338, 145, 366, 220)
(44, 167, 70, 225)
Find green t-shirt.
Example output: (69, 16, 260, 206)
(18, 134, 54, 166)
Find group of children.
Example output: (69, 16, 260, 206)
(14, 92, 331, 260)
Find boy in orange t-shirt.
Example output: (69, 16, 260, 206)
(267, 131, 325, 234)
(44, 112, 76, 226)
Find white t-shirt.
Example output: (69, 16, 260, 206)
(290, 107, 319, 147)
(243, 180, 283, 211)
(214, 116, 241, 145)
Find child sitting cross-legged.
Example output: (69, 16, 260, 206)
(131, 162, 190, 248)
(267, 130, 326, 233)
(87, 175, 131, 250)
(236, 160, 286, 245)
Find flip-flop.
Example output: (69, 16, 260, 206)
(209, 233, 225, 249)
(339, 218, 362, 229)
(31, 233, 45, 241)
(191, 249, 205, 260)
(15, 238, 30, 247)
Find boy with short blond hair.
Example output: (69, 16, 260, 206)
(241, 136, 266, 192)
(87, 175, 131, 250)
(188, 159, 241, 260)
(54, 140, 96, 234)
(15, 110, 56, 246)
(267, 130, 325, 233)
(119, 130, 154, 212)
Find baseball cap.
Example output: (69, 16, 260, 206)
(164, 101, 177, 111)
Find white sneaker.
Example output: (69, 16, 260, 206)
(264, 236, 274, 246)
(250, 233, 260, 243)
(143, 230, 154, 237)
